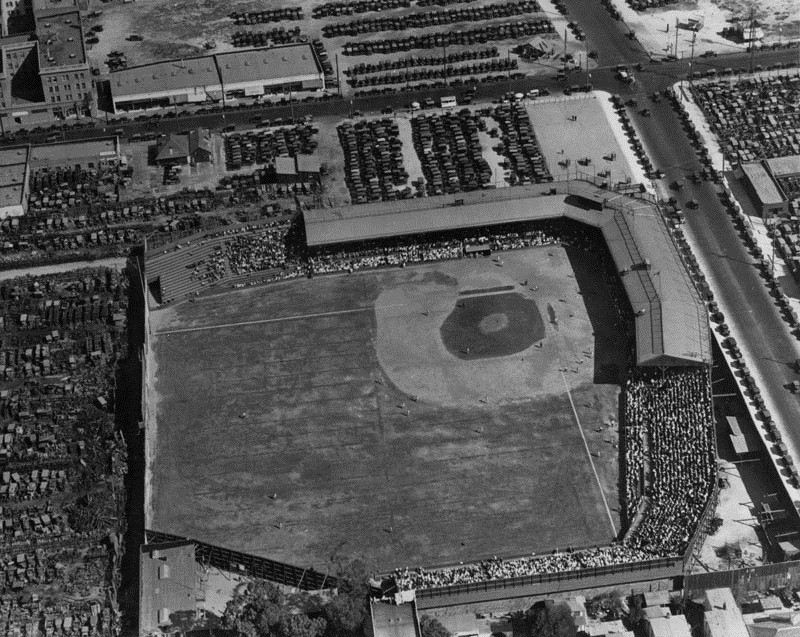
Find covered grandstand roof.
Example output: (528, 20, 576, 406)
(304, 183, 709, 367)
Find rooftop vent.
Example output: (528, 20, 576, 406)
(67, 37, 73, 41)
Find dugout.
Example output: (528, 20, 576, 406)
(303, 181, 710, 368)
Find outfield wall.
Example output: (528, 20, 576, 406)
(144, 529, 336, 590)
(684, 560, 800, 597)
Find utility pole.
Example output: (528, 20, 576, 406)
(689, 31, 696, 85)
(335, 53, 341, 96)
(507, 48, 512, 94)
(586, 36, 590, 87)
(674, 18, 679, 59)
(563, 27, 568, 73)
(748, 6, 756, 73)
(442, 43, 447, 87)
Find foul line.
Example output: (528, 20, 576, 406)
(560, 369, 618, 538)
(155, 303, 407, 335)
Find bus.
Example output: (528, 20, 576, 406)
(441, 95, 457, 109)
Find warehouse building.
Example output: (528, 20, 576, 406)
(110, 56, 222, 113)
(110, 43, 325, 113)
(217, 45, 324, 99)
(738, 160, 789, 218)
(765, 155, 800, 180)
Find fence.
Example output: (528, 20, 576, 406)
(144, 529, 336, 591)
(685, 560, 800, 597)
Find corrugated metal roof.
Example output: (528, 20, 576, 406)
(741, 161, 785, 206)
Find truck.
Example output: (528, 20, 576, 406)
(617, 70, 633, 84)
(440, 95, 457, 109)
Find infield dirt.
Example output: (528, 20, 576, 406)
(147, 245, 626, 573)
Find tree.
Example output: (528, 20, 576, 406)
(626, 596, 645, 632)
(222, 581, 327, 637)
(515, 602, 576, 637)
(324, 560, 370, 637)
(419, 616, 450, 637)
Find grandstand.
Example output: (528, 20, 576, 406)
(144, 180, 716, 600)
(145, 220, 300, 305)
(303, 182, 710, 367)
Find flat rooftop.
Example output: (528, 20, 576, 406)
(30, 137, 118, 167)
(34, 9, 86, 69)
(139, 542, 197, 633)
(112, 56, 220, 99)
(765, 154, 800, 179)
(741, 161, 785, 206)
(216, 44, 321, 85)
(370, 603, 420, 637)
(112, 44, 321, 100)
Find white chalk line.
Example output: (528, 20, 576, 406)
(155, 303, 408, 335)
(560, 368, 619, 537)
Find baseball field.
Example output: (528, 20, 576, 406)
(147, 244, 627, 574)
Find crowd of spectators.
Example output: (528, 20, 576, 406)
(308, 227, 556, 274)
(623, 368, 716, 556)
(394, 545, 657, 590)
(225, 222, 290, 275)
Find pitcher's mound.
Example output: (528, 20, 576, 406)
(440, 293, 545, 360)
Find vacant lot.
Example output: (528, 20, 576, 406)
(148, 246, 625, 574)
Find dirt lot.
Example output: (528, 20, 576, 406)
(607, 0, 800, 58)
(147, 245, 625, 574)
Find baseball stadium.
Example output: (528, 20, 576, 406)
(143, 180, 715, 602)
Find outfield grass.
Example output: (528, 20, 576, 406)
(148, 247, 624, 574)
